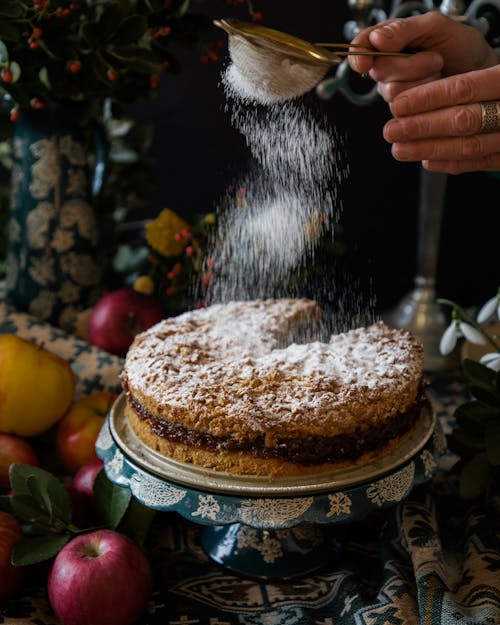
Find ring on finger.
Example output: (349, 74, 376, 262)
(479, 101, 500, 133)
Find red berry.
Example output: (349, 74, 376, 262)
(107, 68, 117, 81)
(185, 246, 194, 256)
(29, 39, 39, 49)
(253, 12, 264, 22)
(166, 271, 176, 280)
(160, 26, 172, 36)
(174, 232, 182, 242)
(1, 69, 13, 84)
(180, 228, 191, 239)
(67, 60, 82, 73)
(10, 108, 20, 122)
(30, 98, 45, 110)
(150, 75, 160, 89)
(166, 286, 176, 296)
(206, 257, 215, 268)
(61, 8, 71, 16)
(32, 27, 43, 38)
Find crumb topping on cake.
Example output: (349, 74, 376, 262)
(122, 299, 424, 443)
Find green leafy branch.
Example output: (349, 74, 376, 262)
(0, 464, 155, 566)
(438, 297, 500, 500)
(449, 359, 500, 499)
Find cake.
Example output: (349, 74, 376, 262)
(121, 299, 426, 477)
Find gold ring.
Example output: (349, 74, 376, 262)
(480, 101, 500, 133)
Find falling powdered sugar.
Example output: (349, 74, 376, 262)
(201, 61, 374, 335)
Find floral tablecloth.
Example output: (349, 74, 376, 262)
(0, 307, 499, 625)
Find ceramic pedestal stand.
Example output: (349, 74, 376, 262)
(97, 395, 446, 580)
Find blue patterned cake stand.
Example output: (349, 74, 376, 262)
(96, 394, 446, 580)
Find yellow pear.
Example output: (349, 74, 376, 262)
(0, 335, 76, 437)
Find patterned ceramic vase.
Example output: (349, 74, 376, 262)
(5, 103, 108, 331)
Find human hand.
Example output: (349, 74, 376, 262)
(347, 12, 500, 174)
(383, 65, 500, 174)
(348, 12, 497, 101)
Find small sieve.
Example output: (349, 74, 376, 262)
(214, 18, 411, 102)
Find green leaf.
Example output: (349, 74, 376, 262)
(485, 421, 500, 466)
(114, 16, 149, 45)
(97, 3, 127, 40)
(113, 243, 149, 273)
(11, 494, 47, 523)
(463, 358, 497, 388)
(0, 495, 14, 515)
(173, 0, 191, 18)
(120, 499, 156, 546)
(38, 66, 51, 90)
(459, 452, 496, 499)
(9, 61, 20, 83)
(27, 474, 54, 520)
(112, 46, 162, 74)
(0, 1, 23, 18)
(0, 41, 9, 65)
(145, 0, 162, 11)
(455, 400, 500, 423)
(0, 22, 21, 42)
(82, 22, 99, 47)
(469, 385, 500, 407)
(452, 427, 484, 450)
(93, 470, 131, 529)
(12, 534, 71, 566)
(9, 465, 71, 525)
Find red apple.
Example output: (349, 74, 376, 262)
(70, 458, 104, 527)
(88, 288, 164, 356)
(0, 434, 38, 487)
(56, 392, 117, 473)
(47, 529, 153, 625)
(0, 511, 23, 602)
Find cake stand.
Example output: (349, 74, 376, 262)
(96, 394, 446, 580)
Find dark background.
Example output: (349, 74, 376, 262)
(119, 1, 498, 315)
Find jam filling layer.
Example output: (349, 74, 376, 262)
(127, 391, 425, 466)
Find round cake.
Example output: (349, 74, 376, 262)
(121, 299, 426, 477)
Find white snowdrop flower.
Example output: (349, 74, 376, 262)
(439, 320, 485, 356)
(479, 352, 500, 372)
(460, 322, 486, 345)
(477, 292, 500, 324)
(440, 321, 460, 356)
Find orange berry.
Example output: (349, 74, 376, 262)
(150, 74, 160, 89)
(185, 246, 194, 256)
(10, 108, 20, 122)
(107, 68, 117, 81)
(166, 286, 176, 296)
(29, 39, 39, 49)
(32, 27, 43, 38)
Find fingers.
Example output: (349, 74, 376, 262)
(391, 66, 500, 117)
(390, 132, 500, 162)
(384, 103, 484, 142)
(384, 98, 500, 173)
(377, 74, 441, 103)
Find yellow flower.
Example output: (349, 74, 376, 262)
(203, 213, 216, 225)
(134, 275, 155, 294)
(146, 208, 190, 257)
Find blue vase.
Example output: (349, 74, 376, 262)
(5, 103, 108, 331)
